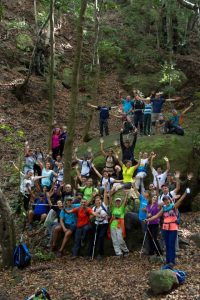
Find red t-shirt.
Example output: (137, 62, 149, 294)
(72, 207, 93, 228)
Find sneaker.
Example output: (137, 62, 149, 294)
(123, 252, 129, 258)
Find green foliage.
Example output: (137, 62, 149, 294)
(34, 250, 55, 262)
(99, 40, 123, 64)
(194, 91, 200, 100)
(160, 62, 187, 89)
(4, 19, 29, 30)
(62, 67, 72, 88)
(16, 34, 33, 51)
(37, 10, 49, 25)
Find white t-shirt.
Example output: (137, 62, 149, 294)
(92, 202, 108, 224)
(158, 190, 176, 205)
(152, 168, 168, 189)
(78, 159, 92, 176)
(101, 177, 115, 191)
(20, 173, 33, 194)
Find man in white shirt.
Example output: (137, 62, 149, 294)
(150, 153, 170, 189)
(158, 171, 181, 205)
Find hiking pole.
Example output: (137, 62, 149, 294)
(146, 226, 165, 263)
(140, 224, 148, 258)
(92, 223, 98, 260)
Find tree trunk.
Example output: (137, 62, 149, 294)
(177, 0, 198, 10)
(0, 189, 16, 268)
(64, 0, 88, 183)
(48, 0, 55, 151)
(82, 0, 102, 142)
(34, 0, 38, 34)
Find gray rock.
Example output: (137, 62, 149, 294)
(195, 217, 200, 224)
(190, 233, 200, 248)
(149, 269, 178, 295)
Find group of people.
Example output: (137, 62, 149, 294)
(88, 90, 193, 137)
(14, 115, 193, 267)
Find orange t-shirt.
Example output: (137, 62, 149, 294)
(72, 207, 93, 228)
(162, 205, 178, 231)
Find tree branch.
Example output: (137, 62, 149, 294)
(177, 0, 199, 11)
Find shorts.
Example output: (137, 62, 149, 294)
(64, 224, 76, 232)
(136, 171, 147, 179)
(151, 113, 160, 123)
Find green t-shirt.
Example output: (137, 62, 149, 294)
(79, 186, 98, 201)
(110, 205, 125, 229)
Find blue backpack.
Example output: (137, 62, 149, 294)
(161, 265, 186, 284)
(14, 243, 31, 269)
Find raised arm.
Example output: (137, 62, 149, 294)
(150, 153, 156, 171)
(91, 163, 102, 179)
(181, 102, 193, 115)
(87, 103, 98, 109)
(164, 156, 170, 173)
(174, 191, 187, 209)
(130, 129, 137, 150)
(173, 171, 181, 194)
(100, 140, 107, 157)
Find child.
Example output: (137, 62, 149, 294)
(135, 152, 151, 192)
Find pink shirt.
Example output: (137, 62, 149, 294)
(52, 134, 60, 149)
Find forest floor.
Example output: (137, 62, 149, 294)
(0, 213, 200, 300)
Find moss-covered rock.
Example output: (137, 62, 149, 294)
(16, 34, 33, 51)
(149, 269, 179, 295)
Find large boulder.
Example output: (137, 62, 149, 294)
(149, 269, 178, 295)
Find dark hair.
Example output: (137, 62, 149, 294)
(163, 196, 171, 202)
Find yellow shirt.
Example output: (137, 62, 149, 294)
(122, 165, 136, 183)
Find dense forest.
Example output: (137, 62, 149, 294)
(0, 0, 200, 299)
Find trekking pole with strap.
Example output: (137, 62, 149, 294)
(140, 224, 148, 258)
(146, 225, 165, 263)
(92, 223, 99, 260)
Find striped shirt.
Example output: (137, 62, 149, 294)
(144, 103, 152, 114)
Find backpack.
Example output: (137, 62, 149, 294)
(14, 243, 31, 269)
(25, 288, 51, 300)
(81, 160, 92, 176)
(161, 265, 186, 284)
(94, 203, 111, 217)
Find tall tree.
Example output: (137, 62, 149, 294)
(177, 0, 199, 10)
(64, 0, 88, 183)
(83, 0, 103, 142)
(0, 189, 16, 268)
(48, 0, 55, 150)
(34, 0, 38, 34)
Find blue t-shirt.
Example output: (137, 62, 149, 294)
(139, 194, 148, 221)
(34, 198, 49, 215)
(97, 106, 111, 120)
(121, 99, 134, 114)
(150, 97, 165, 113)
(60, 204, 80, 225)
(41, 168, 54, 187)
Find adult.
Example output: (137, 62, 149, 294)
(75, 153, 93, 178)
(66, 199, 98, 259)
(51, 197, 80, 257)
(132, 94, 145, 135)
(59, 126, 68, 157)
(120, 94, 134, 116)
(135, 152, 151, 192)
(145, 191, 188, 266)
(78, 178, 98, 205)
(120, 128, 137, 164)
(58, 183, 73, 201)
(146, 195, 163, 256)
(150, 92, 165, 134)
(92, 164, 123, 193)
(28, 192, 52, 230)
(52, 128, 61, 160)
(24, 141, 36, 173)
(38, 161, 57, 190)
(158, 171, 180, 205)
(87, 101, 117, 137)
(143, 97, 152, 136)
(164, 103, 193, 136)
(109, 193, 129, 258)
(117, 155, 140, 189)
(100, 139, 119, 175)
(34, 147, 44, 177)
(150, 154, 170, 189)
(87, 191, 109, 260)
